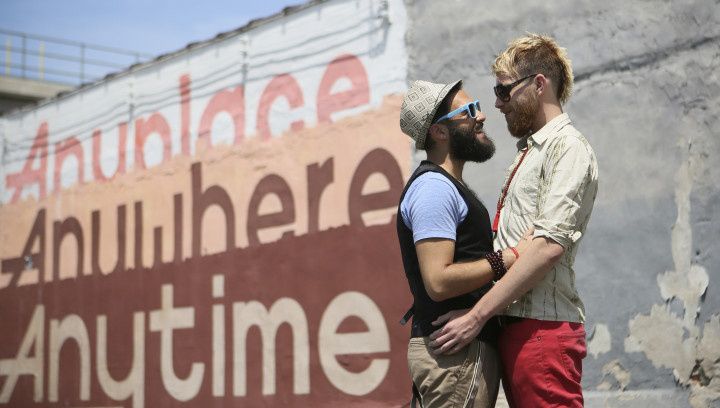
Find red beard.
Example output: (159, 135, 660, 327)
(506, 90, 539, 138)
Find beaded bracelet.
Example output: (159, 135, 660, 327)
(485, 249, 507, 281)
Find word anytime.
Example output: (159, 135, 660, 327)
(0, 277, 390, 407)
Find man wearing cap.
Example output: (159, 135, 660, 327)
(397, 79, 527, 407)
(428, 34, 599, 408)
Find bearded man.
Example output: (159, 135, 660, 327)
(397, 80, 528, 407)
(429, 34, 599, 408)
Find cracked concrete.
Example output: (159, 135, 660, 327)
(574, 34, 720, 81)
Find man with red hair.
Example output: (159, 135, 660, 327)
(430, 34, 599, 407)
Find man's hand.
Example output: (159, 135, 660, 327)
(428, 308, 484, 355)
(501, 226, 534, 268)
(515, 226, 535, 254)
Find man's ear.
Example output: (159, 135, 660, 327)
(428, 123, 449, 142)
(535, 74, 561, 103)
(535, 74, 560, 104)
(534, 74, 547, 95)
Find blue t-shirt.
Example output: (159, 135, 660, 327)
(400, 172, 468, 243)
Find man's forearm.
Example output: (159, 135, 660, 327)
(469, 237, 564, 324)
(429, 249, 516, 301)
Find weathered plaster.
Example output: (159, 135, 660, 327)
(690, 317, 720, 407)
(588, 323, 611, 359)
(623, 58, 718, 405)
(657, 265, 709, 330)
(598, 360, 631, 391)
(403, 0, 719, 405)
(625, 304, 698, 382)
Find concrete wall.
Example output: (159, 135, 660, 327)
(0, 76, 71, 114)
(404, 0, 719, 406)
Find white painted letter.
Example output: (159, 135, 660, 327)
(96, 312, 145, 408)
(49, 314, 91, 402)
(212, 274, 225, 397)
(232, 298, 309, 396)
(149, 284, 204, 401)
(0, 305, 45, 402)
(318, 291, 389, 396)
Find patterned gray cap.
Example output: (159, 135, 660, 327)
(400, 79, 462, 149)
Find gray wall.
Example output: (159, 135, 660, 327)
(404, 0, 719, 406)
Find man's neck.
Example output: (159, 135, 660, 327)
(427, 150, 464, 182)
(531, 102, 564, 134)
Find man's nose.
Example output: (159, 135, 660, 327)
(495, 97, 504, 109)
(475, 111, 486, 126)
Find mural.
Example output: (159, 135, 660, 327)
(3, 0, 717, 407)
(0, 0, 414, 406)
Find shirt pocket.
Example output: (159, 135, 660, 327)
(509, 167, 540, 215)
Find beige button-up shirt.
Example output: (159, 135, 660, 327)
(494, 113, 598, 323)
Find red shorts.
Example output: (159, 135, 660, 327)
(498, 318, 586, 408)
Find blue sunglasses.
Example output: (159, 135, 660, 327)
(433, 100, 481, 123)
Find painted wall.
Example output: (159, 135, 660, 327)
(2, 0, 718, 407)
(0, 0, 415, 406)
(404, 0, 719, 406)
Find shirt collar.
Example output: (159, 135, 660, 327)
(526, 113, 571, 148)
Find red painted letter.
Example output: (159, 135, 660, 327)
(247, 174, 295, 246)
(317, 54, 370, 124)
(6, 122, 49, 203)
(257, 74, 304, 140)
(348, 148, 403, 227)
(54, 136, 84, 192)
(197, 85, 245, 151)
(180, 74, 192, 155)
(134, 113, 172, 170)
(92, 123, 127, 182)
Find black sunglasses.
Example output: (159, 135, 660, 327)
(493, 74, 538, 102)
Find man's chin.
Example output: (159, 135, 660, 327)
(458, 142, 495, 163)
(507, 124, 529, 138)
(468, 152, 495, 163)
(504, 118, 520, 137)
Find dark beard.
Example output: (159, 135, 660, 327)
(507, 90, 539, 137)
(448, 123, 495, 163)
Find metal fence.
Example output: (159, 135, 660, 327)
(1, 28, 154, 85)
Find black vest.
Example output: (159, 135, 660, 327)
(397, 161, 499, 342)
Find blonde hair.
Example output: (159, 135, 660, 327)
(492, 33, 574, 104)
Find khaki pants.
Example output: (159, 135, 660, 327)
(407, 337, 500, 408)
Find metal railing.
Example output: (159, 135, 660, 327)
(1, 28, 154, 85)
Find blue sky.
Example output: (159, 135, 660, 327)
(0, 0, 300, 84)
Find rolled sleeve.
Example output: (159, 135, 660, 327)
(533, 136, 595, 249)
